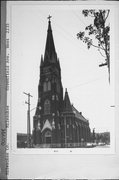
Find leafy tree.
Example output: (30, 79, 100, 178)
(77, 10, 110, 82)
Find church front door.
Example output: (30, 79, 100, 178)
(46, 136, 51, 144)
(44, 130, 52, 144)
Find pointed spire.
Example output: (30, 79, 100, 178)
(57, 58, 60, 68)
(44, 15, 57, 64)
(40, 55, 44, 67)
(63, 89, 73, 112)
(47, 15, 52, 31)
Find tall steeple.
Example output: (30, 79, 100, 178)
(44, 15, 57, 64)
(32, 16, 91, 146)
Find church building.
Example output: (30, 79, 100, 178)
(32, 16, 91, 147)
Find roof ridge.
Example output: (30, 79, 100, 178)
(72, 105, 87, 122)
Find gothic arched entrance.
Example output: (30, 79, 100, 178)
(44, 130, 52, 144)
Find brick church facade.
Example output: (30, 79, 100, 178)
(32, 17, 91, 147)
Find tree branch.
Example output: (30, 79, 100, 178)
(91, 43, 104, 51)
(98, 49, 106, 58)
(105, 10, 110, 22)
(98, 38, 105, 50)
(101, 43, 105, 51)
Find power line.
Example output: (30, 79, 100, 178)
(54, 21, 88, 55)
(71, 10, 87, 27)
(67, 76, 107, 90)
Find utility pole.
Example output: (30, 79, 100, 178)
(23, 92, 33, 148)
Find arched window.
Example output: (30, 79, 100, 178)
(43, 81, 51, 92)
(45, 130, 51, 137)
(44, 99, 50, 114)
(43, 82, 47, 92)
(48, 81, 51, 91)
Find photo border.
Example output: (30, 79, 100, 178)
(6, 1, 119, 179)
(8, 1, 116, 155)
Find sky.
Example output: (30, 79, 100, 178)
(9, 3, 114, 137)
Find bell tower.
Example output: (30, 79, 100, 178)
(33, 16, 63, 145)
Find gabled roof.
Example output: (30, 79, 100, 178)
(72, 105, 88, 123)
(41, 119, 52, 132)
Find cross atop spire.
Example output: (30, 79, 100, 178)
(47, 15, 52, 22)
(44, 15, 57, 64)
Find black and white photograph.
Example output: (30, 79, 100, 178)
(1, 1, 119, 179)
(7, 2, 115, 153)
